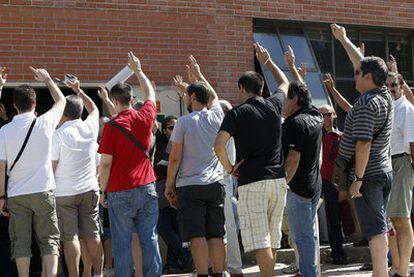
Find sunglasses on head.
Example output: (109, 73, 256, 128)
(386, 82, 399, 88)
(322, 112, 333, 117)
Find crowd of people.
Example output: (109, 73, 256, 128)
(0, 22, 412, 277)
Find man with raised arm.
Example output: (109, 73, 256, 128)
(52, 77, 103, 277)
(214, 43, 289, 277)
(0, 67, 66, 277)
(165, 55, 226, 277)
(331, 23, 393, 277)
(98, 52, 161, 277)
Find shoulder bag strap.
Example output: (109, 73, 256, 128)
(9, 118, 37, 172)
(108, 120, 150, 160)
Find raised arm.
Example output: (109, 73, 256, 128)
(30, 66, 66, 112)
(98, 86, 117, 118)
(254, 42, 289, 95)
(331, 24, 364, 70)
(187, 55, 218, 107)
(173, 75, 189, 99)
(65, 77, 99, 118)
(128, 51, 155, 105)
(0, 67, 7, 99)
(284, 45, 304, 83)
(324, 73, 352, 112)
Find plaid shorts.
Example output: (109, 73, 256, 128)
(238, 178, 288, 252)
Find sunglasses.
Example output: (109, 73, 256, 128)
(166, 126, 175, 130)
(322, 112, 333, 117)
(386, 82, 399, 88)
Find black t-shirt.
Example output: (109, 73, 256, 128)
(219, 90, 285, 186)
(154, 130, 169, 181)
(282, 105, 323, 198)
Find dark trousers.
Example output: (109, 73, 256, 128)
(322, 179, 345, 258)
(0, 216, 16, 276)
(157, 207, 192, 268)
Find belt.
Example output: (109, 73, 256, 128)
(391, 152, 410, 159)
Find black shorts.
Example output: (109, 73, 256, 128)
(177, 181, 225, 241)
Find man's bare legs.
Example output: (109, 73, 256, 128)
(84, 237, 104, 276)
(207, 238, 225, 273)
(103, 239, 113, 270)
(388, 232, 400, 275)
(190, 237, 209, 274)
(63, 239, 81, 277)
(255, 248, 275, 277)
(391, 217, 413, 276)
(369, 233, 388, 277)
(80, 240, 92, 277)
(15, 257, 30, 277)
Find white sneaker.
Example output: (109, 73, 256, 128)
(103, 268, 114, 277)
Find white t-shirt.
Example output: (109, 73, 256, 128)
(391, 95, 414, 155)
(0, 108, 62, 198)
(170, 102, 225, 187)
(52, 116, 99, 197)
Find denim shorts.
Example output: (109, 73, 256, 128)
(354, 172, 392, 240)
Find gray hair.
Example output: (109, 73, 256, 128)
(64, 95, 83, 119)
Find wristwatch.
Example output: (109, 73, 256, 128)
(354, 175, 363, 182)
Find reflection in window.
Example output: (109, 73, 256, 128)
(308, 29, 333, 74)
(389, 34, 412, 81)
(280, 29, 316, 69)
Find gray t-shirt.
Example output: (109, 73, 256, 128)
(338, 87, 393, 177)
(170, 102, 224, 187)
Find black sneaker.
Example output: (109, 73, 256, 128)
(332, 256, 348, 265)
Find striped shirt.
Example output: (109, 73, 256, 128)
(338, 86, 393, 177)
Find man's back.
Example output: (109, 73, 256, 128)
(171, 102, 224, 187)
(53, 116, 99, 197)
(98, 101, 156, 192)
(0, 108, 61, 197)
(219, 91, 284, 186)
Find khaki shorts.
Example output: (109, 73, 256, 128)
(238, 178, 288, 252)
(8, 190, 60, 259)
(56, 190, 100, 241)
(387, 155, 414, 218)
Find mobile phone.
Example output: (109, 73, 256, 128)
(64, 74, 78, 83)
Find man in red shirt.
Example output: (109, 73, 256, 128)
(98, 52, 161, 277)
(319, 104, 347, 265)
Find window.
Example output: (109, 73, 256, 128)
(254, 20, 414, 129)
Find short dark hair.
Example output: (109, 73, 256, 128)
(360, 56, 388, 87)
(187, 82, 211, 105)
(238, 71, 264, 96)
(13, 85, 36, 112)
(110, 82, 133, 106)
(288, 81, 312, 107)
(64, 95, 83, 119)
(387, 71, 404, 85)
(161, 115, 177, 130)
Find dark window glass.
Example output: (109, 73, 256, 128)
(334, 79, 359, 130)
(334, 30, 358, 78)
(389, 34, 412, 81)
(305, 72, 328, 108)
(307, 29, 333, 74)
(280, 28, 316, 69)
(361, 31, 386, 59)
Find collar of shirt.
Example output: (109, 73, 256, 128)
(12, 112, 36, 122)
(245, 96, 263, 104)
(394, 94, 405, 108)
(323, 127, 341, 136)
(285, 104, 313, 121)
(59, 118, 82, 129)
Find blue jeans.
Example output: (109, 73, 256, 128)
(287, 190, 320, 277)
(108, 183, 162, 277)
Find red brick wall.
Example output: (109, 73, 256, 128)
(0, 0, 413, 102)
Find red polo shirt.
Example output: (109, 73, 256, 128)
(321, 128, 342, 181)
(98, 101, 156, 192)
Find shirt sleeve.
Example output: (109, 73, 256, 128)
(266, 88, 285, 114)
(219, 109, 237, 137)
(39, 107, 63, 130)
(51, 132, 61, 161)
(403, 105, 414, 145)
(170, 117, 186, 143)
(85, 115, 100, 141)
(285, 119, 306, 152)
(352, 103, 376, 142)
(137, 101, 157, 126)
(0, 128, 6, 162)
(98, 124, 115, 155)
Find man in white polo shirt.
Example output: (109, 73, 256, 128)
(0, 67, 66, 277)
(52, 78, 103, 277)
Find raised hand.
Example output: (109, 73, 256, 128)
(0, 67, 7, 87)
(64, 75, 81, 93)
(187, 55, 201, 78)
(284, 45, 295, 68)
(330, 23, 347, 41)
(254, 42, 271, 65)
(186, 64, 198, 83)
(29, 66, 52, 82)
(173, 75, 188, 97)
(387, 54, 398, 73)
(98, 85, 110, 101)
(323, 73, 335, 91)
(127, 51, 142, 73)
(298, 63, 307, 80)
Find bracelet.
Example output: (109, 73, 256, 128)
(354, 175, 363, 182)
(263, 58, 270, 65)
